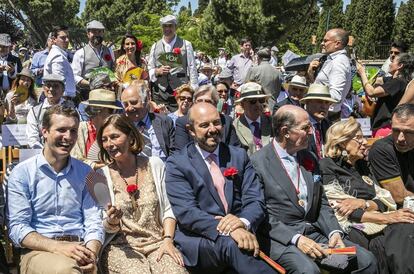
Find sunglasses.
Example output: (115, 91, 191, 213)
(247, 98, 266, 105)
(86, 106, 105, 116)
(178, 96, 192, 102)
(390, 50, 400, 55)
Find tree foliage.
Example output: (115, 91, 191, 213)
(316, 0, 344, 42)
(393, 0, 414, 52)
(0, 7, 24, 43)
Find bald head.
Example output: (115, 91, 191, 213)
(121, 82, 149, 123)
(273, 105, 308, 138)
(188, 102, 219, 126)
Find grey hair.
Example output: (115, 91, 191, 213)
(331, 28, 349, 48)
(129, 80, 149, 103)
(194, 85, 219, 105)
(392, 103, 414, 120)
(272, 110, 296, 138)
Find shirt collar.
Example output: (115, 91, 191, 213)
(38, 151, 72, 175)
(51, 45, 68, 57)
(273, 139, 296, 160)
(328, 49, 347, 59)
(244, 115, 261, 126)
(162, 35, 177, 48)
(195, 143, 220, 162)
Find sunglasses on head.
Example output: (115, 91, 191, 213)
(247, 98, 266, 105)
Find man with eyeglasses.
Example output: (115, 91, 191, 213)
(148, 15, 198, 112)
(44, 25, 76, 99)
(250, 105, 377, 273)
(174, 85, 240, 150)
(308, 28, 352, 121)
(299, 84, 338, 159)
(26, 74, 74, 148)
(380, 41, 408, 77)
(233, 82, 272, 156)
(369, 103, 414, 206)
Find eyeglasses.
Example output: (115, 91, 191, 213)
(352, 135, 365, 145)
(290, 123, 312, 133)
(247, 98, 266, 105)
(178, 96, 192, 102)
(86, 106, 105, 116)
(390, 50, 400, 55)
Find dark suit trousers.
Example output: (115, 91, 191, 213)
(186, 236, 275, 274)
(276, 230, 378, 274)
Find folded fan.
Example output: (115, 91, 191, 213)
(85, 171, 111, 209)
(325, 246, 357, 255)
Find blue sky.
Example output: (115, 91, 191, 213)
(79, 0, 406, 16)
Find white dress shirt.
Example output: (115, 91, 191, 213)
(315, 49, 352, 113)
(44, 45, 76, 97)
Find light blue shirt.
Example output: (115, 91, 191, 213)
(30, 48, 49, 86)
(227, 53, 253, 85)
(44, 45, 76, 97)
(7, 153, 104, 247)
(139, 114, 166, 160)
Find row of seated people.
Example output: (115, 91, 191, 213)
(4, 99, 414, 273)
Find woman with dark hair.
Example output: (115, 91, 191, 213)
(4, 68, 37, 123)
(320, 118, 414, 274)
(97, 114, 187, 274)
(115, 33, 148, 86)
(357, 53, 414, 137)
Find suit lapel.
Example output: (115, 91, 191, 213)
(261, 115, 272, 146)
(188, 143, 226, 213)
(218, 143, 233, 211)
(266, 145, 305, 213)
(297, 152, 315, 214)
(236, 115, 253, 147)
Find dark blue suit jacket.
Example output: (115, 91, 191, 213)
(165, 142, 265, 266)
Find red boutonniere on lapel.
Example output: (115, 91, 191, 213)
(302, 157, 316, 172)
(172, 47, 181, 55)
(103, 54, 112, 62)
(223, 167, 238, 179)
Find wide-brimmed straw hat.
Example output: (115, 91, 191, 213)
(235, 82, 270, 103)
(82, 89, 122, 109)
(289, 75, 308, 88)
(300, 84, 338, 103)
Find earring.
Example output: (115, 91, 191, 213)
(341, 150, 348, 157)
(285, 134, 289, 138)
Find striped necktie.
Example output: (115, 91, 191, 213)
(137, 121, 152, 157)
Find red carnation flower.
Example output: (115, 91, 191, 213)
(172, 90, 178, 97)
(118, 60, 126, 65)
(264, 111, 271, 117)
(302, 158, 316, 172)
(136, 40, 143, 51)
(172, 47, 181, 55)
(104, 54, 112, 62)
(234, 91, 241, 98)
(153, 108, 160, 113)
(223, 167, 238, 178)
(126, 184, 138, 194)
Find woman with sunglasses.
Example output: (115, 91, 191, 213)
(320, 118, 414, 274)
(4, 68, 37, 124)
(71, 88, 122, 169)
(96, 114, 187, 274)
(116, 33, 148, 87)
(357, 53, 414, 137)
(167, 83, 194, 125)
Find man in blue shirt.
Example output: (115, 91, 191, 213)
(7, 105, 104, 274)
(30, 32, 54, 87)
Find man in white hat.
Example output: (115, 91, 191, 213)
(0, 33, 22, 96)
(233, 82, 273, 156)
(31, 32, 54, 86)
(72, 20, 114, 100)
(300, 83, 338, 159)
(26, 73, 74, 148)
(147, 14, 198, 112)
(44, 26, 76, 99)
(198, 63, 213, 86)
(273, 75, 308, 113)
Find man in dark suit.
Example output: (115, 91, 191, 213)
(121, 82, 174, 160)
(233, 82, 273, 156)
(251, 105, 377, 274)
(300, 83, 336, 159)
(174, 85, 240, 150)
(0, 33, 22, 97)
(272, 75, 308, 114)
(165, 103, 274, 274)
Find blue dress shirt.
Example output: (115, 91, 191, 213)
(30, 49, 49, 86)
(7, 153, 104, 247)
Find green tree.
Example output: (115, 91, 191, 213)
(2, 0, 81, 46)
(316, 0, 344, 42)
(194, 0, 209, 17)
(0, 7, 24, 43)
(393, 0, 414, 52)
(359, 0, 394, 58)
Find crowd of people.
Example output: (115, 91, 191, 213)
(0, 12, 414, 274)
